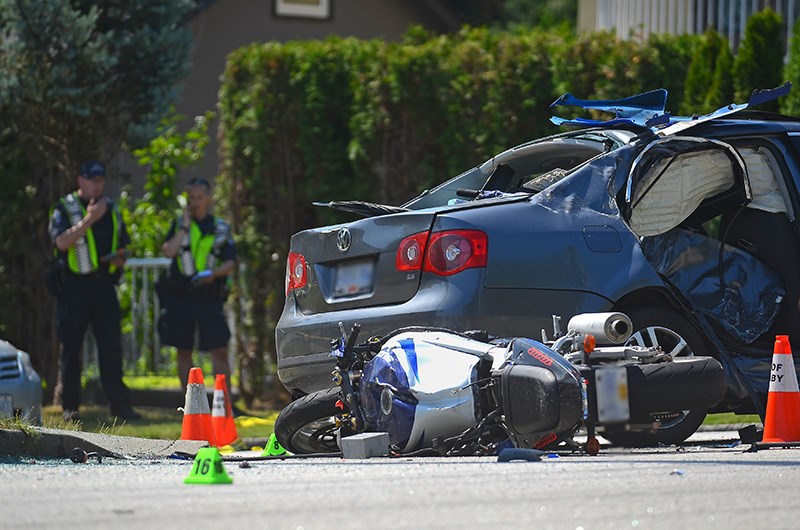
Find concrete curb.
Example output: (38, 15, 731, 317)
(1, 424, 751, 460)
(0, 427, 208, 460)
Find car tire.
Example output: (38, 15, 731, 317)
(274, 387, 342, 454)
(601, 306, 711, 447)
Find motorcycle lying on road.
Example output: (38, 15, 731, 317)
(274, 313, 727, 456)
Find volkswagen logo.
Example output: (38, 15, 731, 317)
(336, 227, 351, 253)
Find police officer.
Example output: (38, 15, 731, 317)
(49, 160, 140, 421)
(159, 178, 236, 401)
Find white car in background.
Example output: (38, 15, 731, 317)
(0, 339, 42, 425)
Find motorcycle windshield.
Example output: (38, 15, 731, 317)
(360, 331, 486, 452)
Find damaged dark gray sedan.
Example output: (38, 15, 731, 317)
(277, 84, 800, 445)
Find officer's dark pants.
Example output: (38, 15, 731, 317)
(56, 273, 131, 412)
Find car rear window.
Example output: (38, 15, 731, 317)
(404, 136, 612, 210)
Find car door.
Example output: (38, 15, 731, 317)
(625, 136, 788, 345)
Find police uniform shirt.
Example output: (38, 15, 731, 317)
(49, 197, 130, 274)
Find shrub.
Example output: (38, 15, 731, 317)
(734, 8, 784, 111)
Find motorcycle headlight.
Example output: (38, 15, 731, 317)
(380, 387, 393, 416)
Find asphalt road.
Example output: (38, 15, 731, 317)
(1, 430, 799, 529)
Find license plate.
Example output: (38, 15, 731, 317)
(0, 395, 12, 417)
(595, 367, 630, 423)
(333, 259, 374, 297)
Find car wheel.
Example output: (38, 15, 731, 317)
(601, 306, 710, 447)
(274, 387, 342, 454)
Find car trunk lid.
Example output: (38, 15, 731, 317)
(288, 211, 437, 314)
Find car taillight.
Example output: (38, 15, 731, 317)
(423, 229, 488, 276)
(395, 232, 429, 271)
(285, 252, 307, 295)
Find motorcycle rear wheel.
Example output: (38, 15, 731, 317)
(602, 306, 712, 447)
(274, 387, 342, 454)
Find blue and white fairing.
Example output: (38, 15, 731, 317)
(359, 331, 499, 453)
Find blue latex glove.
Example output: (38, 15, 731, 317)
(191, 270, 213, 284)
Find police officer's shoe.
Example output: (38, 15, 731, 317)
(62, 409, 80, 423)
(111, 406, 142, 421)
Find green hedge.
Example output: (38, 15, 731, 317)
(218, 22, 791, 401)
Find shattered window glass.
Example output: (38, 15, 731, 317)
(521, 168, 569, 192)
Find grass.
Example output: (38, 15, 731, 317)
(0, 416, 41, 441)
(123, 374, 182, 390)
(28, 373, 281, 444)
(704, 412, 762, 426)
(38, 404, 279, 445)
(1, 372, 278, 446)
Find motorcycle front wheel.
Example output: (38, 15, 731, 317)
(274, 387, 342, 454)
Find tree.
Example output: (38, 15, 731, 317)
(734, 8, 784, 111)
(0, 0, 193, 403)
(444, 0, 577, 31)
(781, 18, 800, 116)
(681, 28, 730, 115)
(502, 0, 577, 30)
(0, 1, 194, 167)
(705, 43, 734, 110)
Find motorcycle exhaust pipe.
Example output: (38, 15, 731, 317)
(567, 312, 632, 344)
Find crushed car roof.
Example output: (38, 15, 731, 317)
(550, 82, 793, 135)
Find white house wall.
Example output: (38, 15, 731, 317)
(582, 0, 800, 50)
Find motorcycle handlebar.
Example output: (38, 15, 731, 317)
(342, 322, 361, 359)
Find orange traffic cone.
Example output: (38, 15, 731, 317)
(180, 367, 217, 446)
(211, 374, 240, 447)
(762, 335, 800, 443)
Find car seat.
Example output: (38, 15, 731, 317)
(720, 207, 800, 348)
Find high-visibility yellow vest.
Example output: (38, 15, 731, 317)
(57, 193, 120, 275)
(176, 217, 230, 276)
